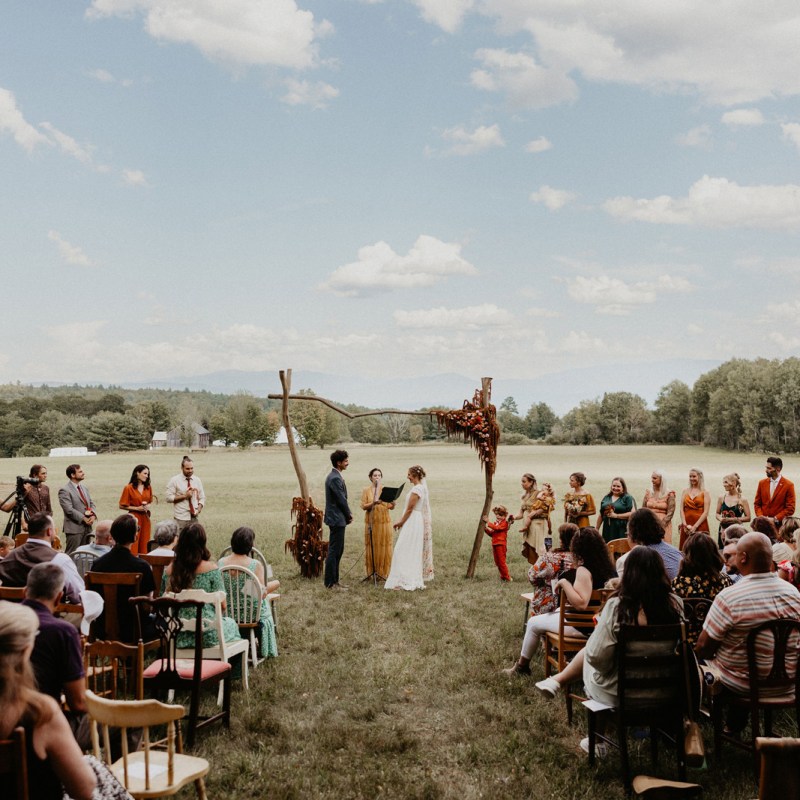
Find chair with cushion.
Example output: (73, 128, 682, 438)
(583, 623, 691, 793)
(139, 553, 173, 598)
(71, 550, 98, 579)
(0, 726, 28, 800)
(219, 564, 264, 667)
(711, 618, 800, 773)
(133, 595, 233, 748)
(85, 690, 209, 799)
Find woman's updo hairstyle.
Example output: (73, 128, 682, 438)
(408, 465, 426, 480)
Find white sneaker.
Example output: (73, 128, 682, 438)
(534, 677, 561, 698)
(580, 737, 608, 758)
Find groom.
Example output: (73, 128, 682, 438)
(324, 449, 352, 591)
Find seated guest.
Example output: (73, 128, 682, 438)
(696, 532, 800, 731)
(22, 563, 89, 748)
(721, 523, 748, 545)
(92, 513, 156, 642)
(772, 517, 797, 564)
(72, 519, 114, 557)
(616, 508, 683, 581)
(671, 532, 732, 646)
(219, 526, 279, 659)
(721, 540, 742, 584)
(0, 513, 84, 602)
(534, 547, 684, 756)
(526, 523, 578, 617)
(0, 535, 14, 559)
(0, 601, 97, 800)
(503, 527, 616, 676)
(148, 520, 179, 557)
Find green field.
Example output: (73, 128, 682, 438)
(2, 444, 783, 798)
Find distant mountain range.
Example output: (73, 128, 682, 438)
(117, 359, 721, 414)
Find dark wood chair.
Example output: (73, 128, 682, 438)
(85, 572, 142, 642)
(84, 638, 158, 700)
(133, 595, 232, 748)
(0, 726, 28, 800)
(584, 623, 690, 794)
(712, 618, 800, 773)
(756, 737, 800, 800)
(0, 586, 25, 602)
(140, 553, 174, 598)
(680, 597, 713, 649)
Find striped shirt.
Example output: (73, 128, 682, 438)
(703, 572, 800, 695)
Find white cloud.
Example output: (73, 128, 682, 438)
(524, 306, 560, 318)
(47, 231, 95, 267)
(721, 108, 765, 126)
(471, 48, 578, 109)
(319, 234, 478, 297)
(394, 303, 509, 330)
(39, 122, 94, 164)
(0, 87, 50, 152)
(121, 168, 149, 186)
(86, 68, 134, 87)
(281, 78, 339, 109)
(782, 123, 800, 153)
(525, 136, 552, 153)
(87, 0, 323, 71)
(769, 332, 800, 351)
(439, 123, 505, 156)
(412, 0, 474, 33)
(675, 124, 712, 149)
(560, 330, 607, 354)
(565, 273, 693, 316)
(530, 185, 575, 210)
(766, 300, 800, 321)
(603, 175, 800, 230)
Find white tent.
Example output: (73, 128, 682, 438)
(275, 426, 300, 444)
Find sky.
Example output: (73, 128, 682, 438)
(2, 1, 800, 396)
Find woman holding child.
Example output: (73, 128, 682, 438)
(510, 473, 555, 564)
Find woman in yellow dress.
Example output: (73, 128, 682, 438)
(361, 468, 395, 579)
(563, 471, 596, 529)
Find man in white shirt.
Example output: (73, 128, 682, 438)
(165, 456, 205, 530)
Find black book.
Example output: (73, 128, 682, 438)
(379, 484, 404, 503)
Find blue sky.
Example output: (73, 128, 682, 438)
(2, 1, 800, 393)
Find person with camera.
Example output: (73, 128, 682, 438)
(58, 464, 97, 555)
(0, 464, 52, 529)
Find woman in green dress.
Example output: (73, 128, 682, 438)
(597, 477, 635, 543)
(163, 521, 242, 649)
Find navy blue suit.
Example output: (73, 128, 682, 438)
(324, 468, 351, 587)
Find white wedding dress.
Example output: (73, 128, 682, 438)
(385, 481, 433, 591)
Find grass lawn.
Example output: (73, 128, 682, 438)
(3, 443, 790, 798)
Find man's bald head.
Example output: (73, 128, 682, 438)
(736, 532, 773, 575)
(94, 519, 114, 546)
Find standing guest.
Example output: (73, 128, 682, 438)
(1, 464, 53, 525)
(360, 468, 395, 579)
(671, 532, 732, 646)
(119, 464, 155, 554)
(72, 519, 113, 557)
(679, 468, 711, 549)
(58, 464, 97, 554)
(0, 513, 84, 602)
(563, 472, 596, 529)
(22, 563, 89, 748)
(148, 520, 179, 556)
(597, 477, 635, 543)
(324, 450, 352, 591)
(754, 456, 796, 526)
(715, 473, 750, 547)
(92, 514, 155, 642)
(165, 456, 205, 531)
(0, 535, 14, 559)
(483, 505, 513, 582)
(642, 469, 676, 544)
(526, 523, 578, 617)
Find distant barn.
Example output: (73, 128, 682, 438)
(167, 423, 209, 449)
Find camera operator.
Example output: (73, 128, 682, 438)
(1, 465, 52, 529)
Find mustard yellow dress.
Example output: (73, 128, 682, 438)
(362, 486, 393, 578)
(563, 491, 596, 529)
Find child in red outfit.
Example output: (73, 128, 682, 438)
(484, 505, 513, 581)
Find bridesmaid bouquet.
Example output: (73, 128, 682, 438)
(563, 492, 586, 520)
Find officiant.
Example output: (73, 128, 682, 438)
(360, 468, 396, 579)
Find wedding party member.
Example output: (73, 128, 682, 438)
(510, 473, 553, 564)
(0, 464, 53, 524)
(503, 527, 616, 676)
(165, 456, 205, 531)
(324, 450, 352, 591)
(385, 465, 433, 591)
(679, 468, 710, 549)
(714, 472, 750, 547)
(753, 456, 796, 525)
(642, 470, 676, 544)
(563, 472, 596, 529)
(526, 523, 577, 617)
(483, 505, 512, 582)
(360, 468, 395, 579)
(59, 464, 97, 554)
(597, 477, 635, 543)
(119, 464, 155, 554)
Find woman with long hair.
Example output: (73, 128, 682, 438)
(679, 468, 711, 549)
(534, 547, 684, 755)
(597, 476, 635, 543)
(360, 467, 395, 579)
(164, 522, 242, 648)
(119, 464, 155, 554)
(642, 469, 676, 544)
(503, 527, 616, 676)
(714, 472, 750, 548)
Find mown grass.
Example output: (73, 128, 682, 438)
(2, 443, 788, 798)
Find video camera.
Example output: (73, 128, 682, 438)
(16, 476, 40, 489)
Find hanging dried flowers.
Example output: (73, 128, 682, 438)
(285, 496, 327, 578)
(435, 388, 500, 475)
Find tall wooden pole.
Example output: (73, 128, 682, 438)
(279, 369, 309, 500)
(466, 377, 494, 578)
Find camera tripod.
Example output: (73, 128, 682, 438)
(2, 484, 28, 538)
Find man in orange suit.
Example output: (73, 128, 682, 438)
(753, 456, 795, 525)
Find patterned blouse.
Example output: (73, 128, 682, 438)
(671, 571, 732, 645)
(527, 550, 574, 616)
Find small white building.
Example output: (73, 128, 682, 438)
(151, 431, 168, 449)
(49, 446, 97, 458)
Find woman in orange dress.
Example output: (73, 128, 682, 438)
(119, 464, 154, 554)
(642, 469, 676, 544)
(679, 468, 710, 550)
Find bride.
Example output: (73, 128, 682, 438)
(385, 465, 433, 591)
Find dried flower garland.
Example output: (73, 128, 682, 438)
(435, 389, 500, 475)
(285, 496, 328, 578)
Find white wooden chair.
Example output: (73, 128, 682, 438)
(172, 588, 250, 693)
(218, 546, 279, 630)
(219, 564, 264, 667)
(71, 550, 98, 579)
(85, 690, 209, 799)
